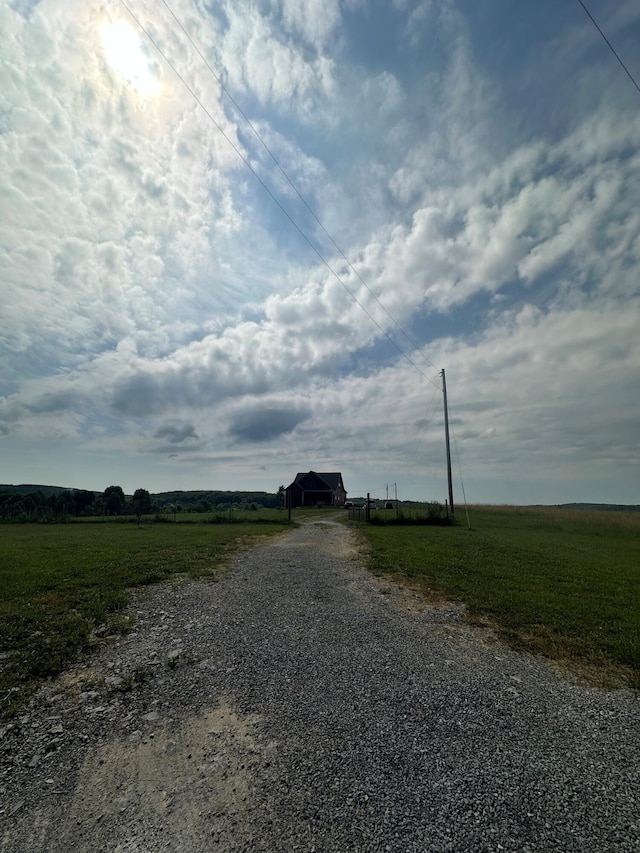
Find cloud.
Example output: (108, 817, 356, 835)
(4, 76, 638, 458)
(277, 294, 640, 500)
(228, 404, 311, 443)
(279, 0, 342, 47)
(1, 0, 639, 502)
(219, 1, 336, 116)
(381, 109, 640, 314)
(0, 0, 249, 375)
(24, 390, 84, 415)
(154, 422, 199, 444)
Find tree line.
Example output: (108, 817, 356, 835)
(0, 486, 148, 521)
(0, 486, 283, 522)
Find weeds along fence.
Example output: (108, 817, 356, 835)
(348, 502, 454, 526)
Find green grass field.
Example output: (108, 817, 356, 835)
(3, 505, 637, 717)
(360, 505, 640, 688)
(0, 518, 289, 717)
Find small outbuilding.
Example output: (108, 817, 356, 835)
(285, 471, 347, 508)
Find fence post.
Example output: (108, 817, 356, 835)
(366, 492, 370, 524)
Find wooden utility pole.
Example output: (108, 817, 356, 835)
(441, 368, 455, 515)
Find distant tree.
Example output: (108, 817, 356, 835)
(55, 490, 75, 518)
(103, 485, 126, 516)
(0, 494, 12, 519)
(277, 484, 286, 508)
(88, 494, 105, 516)
(21, 494, 37, 521)
(0, 492, 41, 521)
(46, 493, 59, 517)
(132, 488, 152, 522)
(73, 489, 95, 516)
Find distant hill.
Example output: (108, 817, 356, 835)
(559, 503, 640, 512)
(0, 484, 78, 497)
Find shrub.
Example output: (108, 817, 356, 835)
(426, 501, 446, 520)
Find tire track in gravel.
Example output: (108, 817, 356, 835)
(2, 517, 639, 852)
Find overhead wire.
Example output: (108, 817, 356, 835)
(398, 377, 443, 478)
(576, 0, 640, 96)
(158, 0, 441, 375)
(117, 0, 441, 390)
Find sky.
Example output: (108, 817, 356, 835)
(1, 0, 639, 505)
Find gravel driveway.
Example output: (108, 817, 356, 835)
(2, 517, 638, 852)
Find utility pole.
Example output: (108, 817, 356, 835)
(441, 368, 455, 515)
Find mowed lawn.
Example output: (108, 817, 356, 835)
(0, 519, 289, 717)
(361, 505, 640, 688)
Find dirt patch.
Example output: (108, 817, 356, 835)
(2, 701, 273, 853)
(69, 703, 259, 846)
(367, 570, 456, 613)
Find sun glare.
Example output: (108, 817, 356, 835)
(101, 21, 160, 97)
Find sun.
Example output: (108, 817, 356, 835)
(101, 21, 161, 97)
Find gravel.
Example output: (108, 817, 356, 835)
(1, 517, 638, 852)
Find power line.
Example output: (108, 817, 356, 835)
(117, 0, 441, 389)
(576, 0, 640, 96)
(158, 0, 440, 374)
(448, 404, 471, 529)
(399, 379, 442, 476)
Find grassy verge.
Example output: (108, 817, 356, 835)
(358, 505, 640, 689)
(0, 520, 288, 717)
